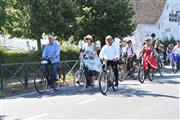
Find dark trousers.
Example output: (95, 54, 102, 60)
(127, 55, 136, 71)
(44, 62, 59, 82)
(107, 60, 119, 85)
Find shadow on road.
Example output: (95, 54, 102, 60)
(108, 85, 180, 99)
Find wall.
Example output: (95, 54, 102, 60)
(132, 0, 180, 54)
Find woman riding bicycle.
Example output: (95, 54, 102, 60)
(83, 35, 101, 86)
(154, 40, 164, 65)
(139, 37, 158, 73)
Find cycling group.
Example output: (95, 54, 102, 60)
(34, 34, 180, 95)
(74, 35, 180, 95)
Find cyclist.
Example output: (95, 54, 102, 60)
(78, 36, 87, 60)
(154, 40, 164, 65)
(83, 35, 101, 85)
(42, 35, 60, 86)
(139, 37, 157, 72)
(166, 44, 174, 65)
(173, 40, 180, 56)
(99, 35, 119, 86)
(124, 40, 136, 74)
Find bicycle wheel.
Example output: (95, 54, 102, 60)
(149, 69, 155, 81)
(158, 61, 165, 76)
(112, 77, 118, 91)
(118, 64, 126, 81)
(172, 61, 178, 73)
(131, 63, 139, 80)
(74, 70, 86, 92)
(99, 71, 108, 95)
(138, 65, 145, 83)
(34, 70, 48, 94)
(52, 74, 62, 90)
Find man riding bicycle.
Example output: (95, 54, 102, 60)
(42, 35, 60, 86)
(99, 35, 119, 86)
(124, 40, 136, 74)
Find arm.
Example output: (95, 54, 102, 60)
(115, 45, 120, 60)
(139, 46, 145, 57)
(99, 46, 105, 60)
(42, 45, 48, 58)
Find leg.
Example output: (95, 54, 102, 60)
(111, 61, 119, 86)
(51, 62, 59, 83)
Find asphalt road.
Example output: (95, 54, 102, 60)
(0, 68, 180, 119)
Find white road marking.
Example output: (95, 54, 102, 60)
(77, 98, 96, 105)
(24, 113, 49, 120)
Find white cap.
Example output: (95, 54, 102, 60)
(105, 35, 113, 40)
(145, 37, 152, 41)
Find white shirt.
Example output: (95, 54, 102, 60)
(125, 46, 136, 56)
(173, 45, 180, 55)
(78, 40, 87, 50)
(99, 44, 119, 60)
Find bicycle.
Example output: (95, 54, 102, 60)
(34, 59, 61, 94)
(118, 56, 139, 81)
(171, 53, 180, 73)
(155, 54, 165, 76)
(99, 60, 118, 95)
(138, 57, 155, 83)
(74, 57, 100, 92)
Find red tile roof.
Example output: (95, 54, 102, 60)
(130, 0, 166, 24)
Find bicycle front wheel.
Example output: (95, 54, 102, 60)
(34, 70, 48, 94)
(172, 62, 178, 73)
(52, 74, 62, 90)
(131, 63, 139, 80)
(149, 69, 155, 81)
(138, 65, 145, 83)
(99, 71, 108, 95)
(74, 70, 86, 92)
(158, 62, 165, 76)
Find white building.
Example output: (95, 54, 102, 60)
(130, 0, 180, 53)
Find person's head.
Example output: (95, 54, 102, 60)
(48, 35, 54, 44)
(127, 40, 132, 47)
(177, 40, 180, 47)
(155, 40, 160, 46)
(105, 35, 113, 46)
(145, 37, 152, 45)
(169, 44, 173, 48)
(84, 35, 93, 45)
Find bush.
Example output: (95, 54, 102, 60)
(0, 42, 79, 63)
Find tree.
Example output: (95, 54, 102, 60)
(3, 0, 76, 50)
(0, 0, 11, 31)
(75, 0, 135, 41)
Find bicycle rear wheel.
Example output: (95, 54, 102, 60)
(34, 70, 48, 94)
(74, 70, 86, 92)
(99, 71, 108, 95)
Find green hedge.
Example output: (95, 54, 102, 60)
(0, 48, 79, 63)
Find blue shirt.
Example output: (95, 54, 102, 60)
(42, 42, 60, 63)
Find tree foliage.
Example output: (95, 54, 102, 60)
(75, 0, 135, 40)
(1, 0, 135, 49)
